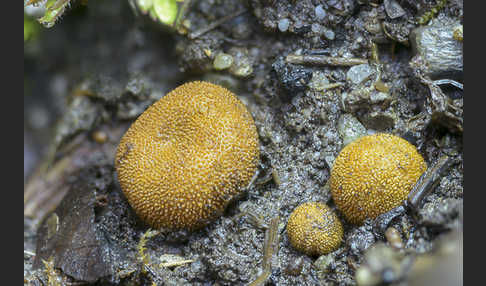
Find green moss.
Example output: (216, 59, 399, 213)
(24, 14, 40, 42)
(39, 0, 70, 28)
(416, 0, 447, 25)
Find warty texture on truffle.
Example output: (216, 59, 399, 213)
(287, 202, 343, 256)
(115, 81, 260, 230)
(330, 133, 427, 225)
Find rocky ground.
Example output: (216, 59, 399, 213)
(24, 0, 463, 285)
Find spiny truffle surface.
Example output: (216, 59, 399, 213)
(330, 133, 426, 225)
(115, 81, 259, 230)
(287, 202, 343, 256)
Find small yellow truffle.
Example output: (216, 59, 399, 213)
(330, 133, 427, 225)
(115, 81, 259, 230)
(287, 202, 343, 256)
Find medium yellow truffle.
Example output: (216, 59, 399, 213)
(287, 202, 343, 256)
(330, 133, 427, 225)
(115, 81, 259, 230)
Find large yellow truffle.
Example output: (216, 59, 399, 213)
(115, 81, 259, 230)
(330, 133, 426, 225)
(287, 202, 343, 256)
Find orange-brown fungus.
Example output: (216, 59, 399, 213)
(115, 81, 259, 230)
(330, 133, 426, 225)
(287, 202, 343, 256)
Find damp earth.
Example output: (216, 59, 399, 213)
(24, 0, 462, 285)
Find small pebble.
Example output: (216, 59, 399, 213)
(385, 227, 404, 249)
(228, 48, 253, 77)
(369, 92, 390, 104)
(384, 0, 406, 19)
(315, 5, 326, 21)
(308, 71, 330, 91)
(374, 81, 390, 93)
(337, 114, 367, 146)
(346, 64, 375, 85)
(311, 23, 322, 34)
(213, 53, 234, 70)
(294, 20, 303, 30)
(323, 29, 335, 40)
(278, 18, 290, 32)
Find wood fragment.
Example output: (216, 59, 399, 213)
(285, 54, 368, 66)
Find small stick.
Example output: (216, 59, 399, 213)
(262, 217, 279, 270)
(160, 259, 194, 268)
(285, 54, 368, 66)
(248, 216, 280, 286)
(370, 42, 380, 64)
(433, 79, 463, 90)
(319, 83, 345, 90)
(188, 9, 247, 39)
(407, 155, 453, 209)
(174, 0, 192, 29)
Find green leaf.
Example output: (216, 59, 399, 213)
(37, 0, 70, 28)
(153, 0, 178, 26)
